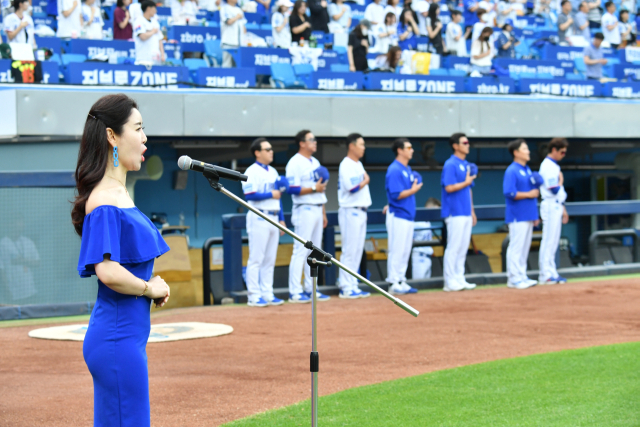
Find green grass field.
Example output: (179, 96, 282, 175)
(225, 342, 640, 426)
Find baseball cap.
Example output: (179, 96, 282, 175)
(502, 18, 514, 29)
(313, 166, 330, 183)
(359, 19, 372, 29)
(531, 172, 544, 188)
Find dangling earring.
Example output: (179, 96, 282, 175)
(113, 146, 119, 167)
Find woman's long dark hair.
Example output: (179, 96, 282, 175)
(72, 94, 138, 236)
(387, 45, 401, 69)
(292, 0, 305, 17)
(428, 3, 439, 29)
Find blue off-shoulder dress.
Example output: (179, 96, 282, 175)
(77, 205, 170, 427)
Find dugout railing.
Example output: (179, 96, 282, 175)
(220, 201, 640, 299)
(588, 229, 640, 266)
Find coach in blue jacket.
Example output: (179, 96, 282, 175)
(503, 139, 540, 290)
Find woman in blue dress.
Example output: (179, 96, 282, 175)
(72, 94, 171, 427)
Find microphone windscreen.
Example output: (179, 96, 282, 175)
(178, 156, 192, 170)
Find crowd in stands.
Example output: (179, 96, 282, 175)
(2, 0, 640, 90)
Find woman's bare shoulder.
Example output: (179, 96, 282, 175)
(85, 188, 121, 215)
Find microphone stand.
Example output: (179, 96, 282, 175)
(202, 168, 419, 427)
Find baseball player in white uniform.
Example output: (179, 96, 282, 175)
(385, 138, 422, 295)
(242, 138, 288, 307)
(538, 138, 569, 285)
(411, 198, 440, 279)
(503, 139, 542, 290)
(286, 130, 331, 303)
(337, 133, 372, 299)
(441, 133, 478, 292)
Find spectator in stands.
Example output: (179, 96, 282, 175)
(308, 0, 330, 33)
(585, 0, 602, 29)
(81, 0, 104, 39)
(372, 12, 398, 53)
(471, 8, 489, 41)
(384, 0, 402, 22)
(574, 1, 591, 42)
(254, 0, 271, 15)
(290, 0, 312, 44)
(496, 19, 518, 57)
(583, 32, 607, 79)
(220, 0, 245, 65)
(503, 139, 539, 290)
(557, 1, 574, 45)
(364, 0, 385, 26)
(426, 3, 444, 54)
(535, 0, 552, 19)
(57, 0, 83, 38)
(446, 10, 467, 56)
(4, 0, 36, 49)
(470, 26, 493, 73)
(272, 0, 293, 48)
(172, 0, 199, 25)
(464, 0, 479, 34)
(133, 1, 165, 64)
(374, 44, 401, 70)
(398, 7, 419, 50)
(602, 1, 620, 48)
(411, 198, 441, 280)
(348, 19, 371, 71)
(497, 0, 517, 27)
(114, 0, 133, 40)
(619, 10, 637, 46)
(328, 0, 352, 33)
(412, 0, 430, 36)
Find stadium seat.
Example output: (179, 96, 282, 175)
(245, 22, 260, 31)
(565, 72, 586, 80)
(610, 246, 633, 264)
(270, 63, 306, 88)
(49, 53, 61, 64)
(184, 58, 208, 82)
(574, 56, 587, 76)
(429, 68, 449, 75)
(165, 57, 183, 66)
(607, 57, 620, 65)
(204, 39, 223, 67)
(330, 63, 350, 72)
(260, 23, 272, 31)
(206, 20, 219, 27)
(515, 42, 530, 59)
(333, 46, 347, 55)
(61, 53, 87, 65)
(293, 63, 314, 87)
(448, 69, 467, 77)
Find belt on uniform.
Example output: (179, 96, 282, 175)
(415, 251, 431, 257)
(258, 209, 280, 216)
(296, 204, 323, 207)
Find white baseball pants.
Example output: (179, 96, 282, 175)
(507, 220, 534, 284)
(386, 213, 414, 284)
(246, 211, 280, 302)
(443, 215, 473, 288)
(338, 207, 367, 292)
(538, 199, 563, 282)
(289, 204, 324, 295)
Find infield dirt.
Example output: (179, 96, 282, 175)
(1, 278, 639, 426)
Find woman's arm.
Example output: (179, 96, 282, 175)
(348, 44, 356, 71)
(118, 8, 130, 29)
(426, 21, 442, 38)
(291, 19, 310, 34)
(276, 15, 288, 32)
(62, 0, 79, 18)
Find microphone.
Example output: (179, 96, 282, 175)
(178, 156, 248, 182)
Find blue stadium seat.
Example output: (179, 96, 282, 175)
(61, 53, 87, 65)
(333, 46, 347, 55)
(565, 72, 586, 80)
(204, 39, 223, 67)
(448, 69, 467, 77)
(330, 63, 350, 72)
(518, 72, 537, 79)
(293, 63, 314, 87)
(245, 22, 260, 31)
(184, 58, 208, 82)
(515, 42, 529, 59)
(429, 68, 449, 75)
(165, 57, 183, 66)
(537, 72, 554, 79)
(49, 53, 61, 64)
(607, 57, 620, 65)
(270, 63, 306, 88)
(206, 20, 219, 27)
(574, 56, 587, 76)
(260, 23, 272, 31)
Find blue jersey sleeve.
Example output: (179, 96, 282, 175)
(245, 191, 273, 201)
(442, 163, 459, 187)
(503, 168, 517, 200)
(387, 169, 406, 201)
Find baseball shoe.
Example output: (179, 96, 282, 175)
(443, 281, 465, 292)
(356, 290, 371, 298)
(525, 279, 537, 286)
(339, 290, 361, 299)
(289, 293, 311, 303)
(390, 283, 417, 295)
(303, 291, 331, 301)
(400, 282, 418, 294)
(266, 297, 284, 306)
(463, 282, 477, 290)
(507, 280, 536, 290)
(538, 278, 558, 285)
(247, 297, 269, 307)
(553, 276, 567, 284)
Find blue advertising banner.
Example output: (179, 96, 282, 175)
(67, 62, 190, 88)
(518, 78, 601, 97)
(196, 67, 256, 87)
(442, 56, 471, 73)
(64, 39, 136, 59)
(494, 58, 574, 77)
(602, 82, 640, 98)
(36, 36, 62, 55)
(0, 59, 59, 83)
(465, 76, 515, 94)
(365, 72, 464, 93)
(236, 47, 290, 74)
(169, 26, 220, 51)
(316, 49, 346, 70)
(31, 0, 48, 14)
(541, 44, 616, 61)
(613, 64, 640, 79)
(311, 71, 364, 90)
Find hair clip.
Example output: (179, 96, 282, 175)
(88, 113, 97, 120)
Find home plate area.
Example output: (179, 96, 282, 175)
(28, 322, 233, 343)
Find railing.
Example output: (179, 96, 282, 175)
(588, 229, 639, 266)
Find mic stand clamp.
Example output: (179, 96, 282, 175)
(203, 166, 223, 191)
(306, 249, 332, 427)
